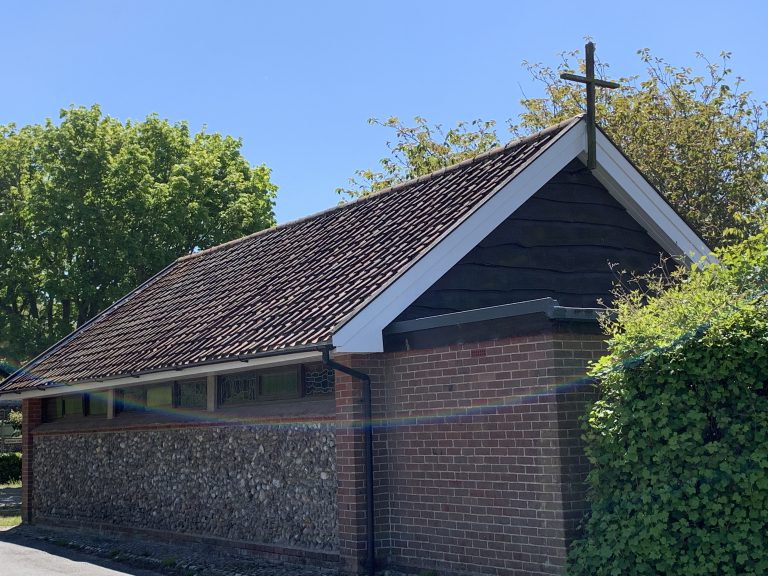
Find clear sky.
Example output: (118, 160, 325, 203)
(2, 1, 766, 223)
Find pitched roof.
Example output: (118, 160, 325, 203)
(0, 117, 581, 393)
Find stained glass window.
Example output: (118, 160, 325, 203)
(119, 386, 146, 412)
(217, 367, 300, 406)
(303, 365, 335, 396)
(176, 378, 207, 409)
(217, 371, 259, 406)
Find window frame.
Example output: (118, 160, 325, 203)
(216, 365, 302, 408)
(85, 392, 108, 417)
(41, 363, 334, 423)
(173, 377, 208, 410)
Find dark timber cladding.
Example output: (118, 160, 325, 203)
(397, 159, 669, 320)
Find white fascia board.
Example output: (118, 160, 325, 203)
(3, 350, 323, 400)
(332, 122, 587, 353)
(591, 131, 715, 264)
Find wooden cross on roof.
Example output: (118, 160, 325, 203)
(560, 42, 620, 170)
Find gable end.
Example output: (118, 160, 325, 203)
(397, 159, 670, 320)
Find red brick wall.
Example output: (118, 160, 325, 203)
(21, 397, 42, 523)
(336, 329, 605, 575)
(333, 353, 385, 574)
(551, 333, 605, 546)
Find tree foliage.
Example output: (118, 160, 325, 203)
(569, 220, 768, 575)
(340, 49, 768, 246)
(0, 105, 276, 364)
(7, 409, 21, 433)
(337, 117, 499, 195)
(0, 452, 21, 483)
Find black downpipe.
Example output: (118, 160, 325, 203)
(322, 348, 375, 576)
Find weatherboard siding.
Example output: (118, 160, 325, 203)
(397, 160, 669, 320)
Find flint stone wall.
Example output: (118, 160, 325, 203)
(32, 424, 338, 551)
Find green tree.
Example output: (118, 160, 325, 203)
(568, 218, 768, 575)
(0, 105, 276, 363)
(7, 409, 21, 434)
(340, 49, 768, 246)
(337, 117, 500, 195)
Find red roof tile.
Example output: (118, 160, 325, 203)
(1, 117, 579, 392)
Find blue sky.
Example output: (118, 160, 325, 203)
(2, 1, 766, 223)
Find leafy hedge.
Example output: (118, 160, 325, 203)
(0, 452, 21, 484)
(569, 224, 768, 575)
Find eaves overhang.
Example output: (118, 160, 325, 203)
(0, 347, 326, 400)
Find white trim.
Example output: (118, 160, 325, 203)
(106, 389, 115, 420)
(206, 375, 216, 412)
(591, 131, 715, 263)
(332, 122, 587, 353)
(332, 120, 713, 353)
(6, 351, 323, 400)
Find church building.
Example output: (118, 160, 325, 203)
(0, 115, 709, 575)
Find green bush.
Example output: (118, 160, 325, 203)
(8, 409, 21, 434)
(0, 452, 21, 484)
(569, 221, 768, 575)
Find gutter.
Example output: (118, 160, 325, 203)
(321, 348, 375, 576)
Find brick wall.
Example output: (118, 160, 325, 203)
(333, 353, 385, 574)
(551, 333, 605, 546)
(337, 329, 605, 575)
(21, 397, 42, 523)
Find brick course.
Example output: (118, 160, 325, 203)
(21, 397, 42, 523)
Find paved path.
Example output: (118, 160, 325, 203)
(0, 522, 416, 576)
(0, 538, 164, 576)
(0, 524, 345, 576)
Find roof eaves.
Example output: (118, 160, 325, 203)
(0, 343, 332, 398)
(595, 123, 713, 254)
(0, 259, 181, 392)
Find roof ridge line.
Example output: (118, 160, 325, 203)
(327, 114, 584, 336)
(178, 115, 584, 263)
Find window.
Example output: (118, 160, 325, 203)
(217, 366, 300, 407)
(118, 386, 146, 412)
(55, 362, 336, 422)
(62, 394, 83, 416)
(303, 365, 335, 396)
(86, 392, 108, 416)
(146, 383, 172, 408)
(43, 397, 64, 421)
(42, 394, 85, 421)
(175, 378, 207, 410)
(261, 369, 300, 399)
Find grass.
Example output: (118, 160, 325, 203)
(0, 480, 22, 528)
(0, 515, 21, 527)
(0, 480, 21, 528)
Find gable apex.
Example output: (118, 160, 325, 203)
(332, 118, 712, 353)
